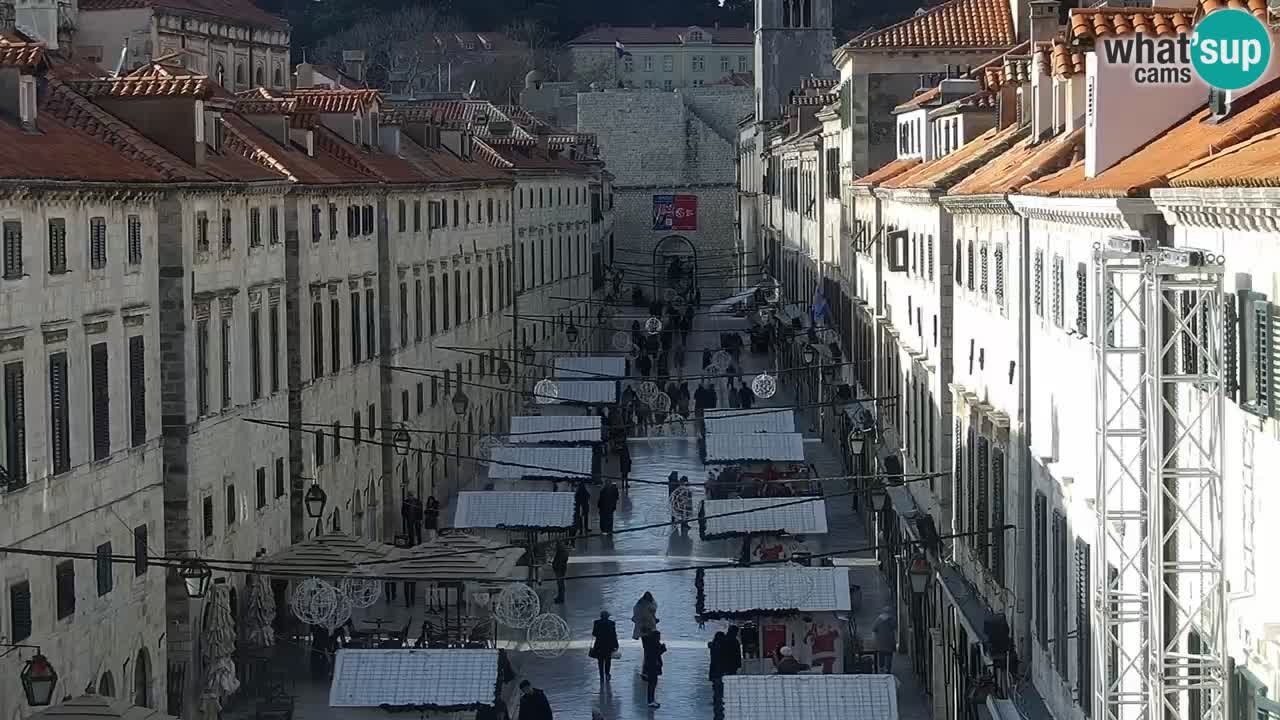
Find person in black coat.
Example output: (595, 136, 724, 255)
(708, 631, 727, 706)
(637, 354, 652, 377)
(573, 481, 591, 535)
(618, 445, 632, 492)
(642, 630, 667, 708)
(720, 625, 743, 677)
(518, 680, 553, 720)
(597, 480, 620, 534)
(589, 611, 620, 682)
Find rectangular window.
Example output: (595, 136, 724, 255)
(126, 214, 142, 265)
(413, 200, 421, 232)
(55, 560, 75, 619)
(220, 208, 232, 254)
(274, 457, 285, 498)
(269, 302, 280, 393)
(133, 525, 147, 576)
(1052, 510, 1069, 672)
(1035, 492, 1048, 646)
(368, 404, 376, 438)
(365, 288, 376, 357)
(351, 291, 362, 364)
(89, 343, 110, 460)
(269, 206, 280, 244)
(991, 448, 1006, 586)
(453, 271, 461, 327)
(397, 200, 407, 232)
(256, 466, 267, 508)
(128, 336, 145, 447)
(220, 313, 232, 408)
(3, 362, 25, 489)
(329, 297, 341, 372)
(48, 218, 67, 273)
(226, 484, 236, 525)
(8, 581, 31, 641)
(198, 210, 212, 252)
(362, 205, 374, 235)
(199, 495, 213, 540)
(311, 204, 321, 243)
(979, 244, 989, 296)
(313, 428, 324, 467)
(663, 55, 673, 71)
(416, 381, 424, 414)
(1034, 249, 1044, 317)
(310, 300, 323, 379)
(248, 207, 261, 248)
(96, 541, 112, 596)
(399, 281, 409, 348)
(1076, 538, 1092, 715)
(198, 318, 210, 414)
(414, 278, 423, 342)
(1076, 263, 1089, 335)
(1052, 255, 1065, 328)
(3, 220, 22, 279)
(89, 217, 107, 269)
(354, 409, 362, 446)
(332, 421, 341, 458)
(428, 275, 438, 335)
(249, 309, 262, 400)
(401, 389, 410, 421)
(442, 273, 451, 331)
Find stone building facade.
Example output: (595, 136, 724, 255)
(567, 24, 752, 91)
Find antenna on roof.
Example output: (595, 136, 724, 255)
(466, 79, 478, 98)
(112, 40, 128, 78)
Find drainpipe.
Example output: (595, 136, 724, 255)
(1016, 213, 1034, 661)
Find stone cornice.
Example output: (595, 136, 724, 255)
(1150, 187, 1280, 232)
(939, 193, 1014, 215)
(1008, 194, 1158, 230)
(874, 186, 938, 205)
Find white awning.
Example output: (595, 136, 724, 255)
(704, 409, 795, 434)
(488, 446, 593, 479)
(699, 566, 851, 614)
(704, 432, 805, 462)
(509, 415, 603, 444)
(452, 491, 576, 529)
(722, 674, 898, 720)
(555, 356, 627, 379)
(535, 380, 618, 404)
(329, 649, 498, 708)
(701, 498, 828, 537)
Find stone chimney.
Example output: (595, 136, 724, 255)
(1029, 0, 1058, 139)
(342, 50, 365, 83)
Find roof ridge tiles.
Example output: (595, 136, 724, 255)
(220, 118, 295, 182)
(842, 0, 1016, 50)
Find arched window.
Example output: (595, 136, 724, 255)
(235, 63, 246, 86)
(254, 66, 264, 85)
(272, 65, 283, 87)
(215, 63, 225, 86)
(802, 0, 812, 27)
(134, 648, 152, 708)
(782, 0, 791, 27)
(98, 672, 115, 697)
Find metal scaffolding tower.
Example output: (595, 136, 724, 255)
(1093, 238, 1227, 720)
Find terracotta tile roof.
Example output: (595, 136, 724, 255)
(933, 90, 997, 115)
(710, 71, 753, 87)
(399, 134, 512, 184)
(1036, 39, 1085, 79)
(949, 128, 1085, 195)
(802, 77, 838, 90)
(0, 34, 45, 68)
(1069, 7, 1194, 41)
(568, 25, 753, 46)
(852, 157, 921, 187)
(894, 87, 943, 113)
(222, 114, 371, 185)
(69, 60, 210, 98)
(1024, 77, 1280, 197)
(472, 139, 515, 169)
(234, 96, 298, 115)
(486, 141, 590, 173)
(41, 78, 207, 181)
(77, 0, 288, 30)
(842, 0, 1016, 50)
(792, 93, 838, 106)
(1166, 126, 1280, 187)
(1200, 0, 1270, 21)
(882, 123, 1026, 190)
(286, 88, 380, 114)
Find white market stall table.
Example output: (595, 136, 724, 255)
(696, 566, 852, 674)
(533, 379, 619, 407)
(555, 356, 627, 378)
(28, 694, 182, 720)
(721, 674, 898, 720)
(703, 409, 796, 434)
(487, 445, 595, 490)
(703, 433, 805, 463)
(699, 497, 828, 564)
(451, 491, 576, 576)
(702, 432, 814, 497)
(508, 415, 604, 444)
(329, 648, 499, 716)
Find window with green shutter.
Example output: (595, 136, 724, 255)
(96, 541, 113, 596)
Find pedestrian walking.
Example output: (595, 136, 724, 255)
(721, 625, 743, 677)
(598, 480, 620, 534)
(638, 353, 652, 378)
(642, 630, 667, 708)
(573, 481, 591, 535)
(618, 445, 632, 492)
(872, 607, 897, 673)
(675, 477, 693, 530)
(708, 630, 726, 706)
(551, 541, 571, 604)
(727, 377, 740, 409)
(738, 382, 754, 410)
(401, 491, 423, 546)
(424, 495, 440, 541)
(632, 591, 658, 639)
(666, 471, 680, 522)
(590, 610, 620, 682)
(518, 681, 554, 720)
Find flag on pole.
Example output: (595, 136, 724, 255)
(615, 40, 632, 58)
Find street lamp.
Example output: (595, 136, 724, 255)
(497, 359, 513, 386)
(565, 321, 580, 345)
(19, 653, 57, 707)
(304, 483, 327, 520)
(392, 424, 412, 456)
(452, 388, 471, 417)
(176, 557, 212, 600)
(869, 486, 888, 513)
(908, 554, 931, 594)
(520, 344, 536, 368)
(848, 430, 865, 456)
(801, 343, 818, 366)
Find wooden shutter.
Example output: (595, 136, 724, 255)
(133, 524, 147, 576)
(4, 361, 26, 486)
(2, 220, 22, 279)
(976, 436, 989, 567)
(274, 457, 285, 498)
(96, 541, 113, 596)
(9, 581, 32, 641)
(991, 447, 1006, 586)
(128, 335, 145, 447)
(249, 309, 261, 400)
(953, 418, 964, 537)
(1053, 510, 1069, 671)
(91, 342, 110, 460)
(366, 288, 376, 356)
(350, 291, 361, 364)
(49, 352, 69, 474)
(256, 466, 266, 508)
(1076, 538, 1092, 715)
(55, 560, 75, 618)
(1035, 493, 1048, 647)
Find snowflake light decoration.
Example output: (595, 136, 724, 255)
(669, 485, 695, 519)
(339, 576, 382, 609)
(637, 381, 659, 404)
(493, 584, 541, 629)
(533, 378, 560, 405)
(650, 392, 672, 413)
(751, 373, 778, 399)
(665, 413, 687, 436)
(321, 587, 354, 631)
(644, 316, 663, 335)
(290, 578, 340, 627)
(713, 350, 733, 370)
(612, 331, 633, 352)
(770, 564, 817, 608)
(526, 613, 572, 659)
(626, 343, 642, 361)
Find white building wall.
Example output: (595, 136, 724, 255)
(0, 192, 167, 716)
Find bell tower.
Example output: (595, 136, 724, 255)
(754, 0, 835, 122)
